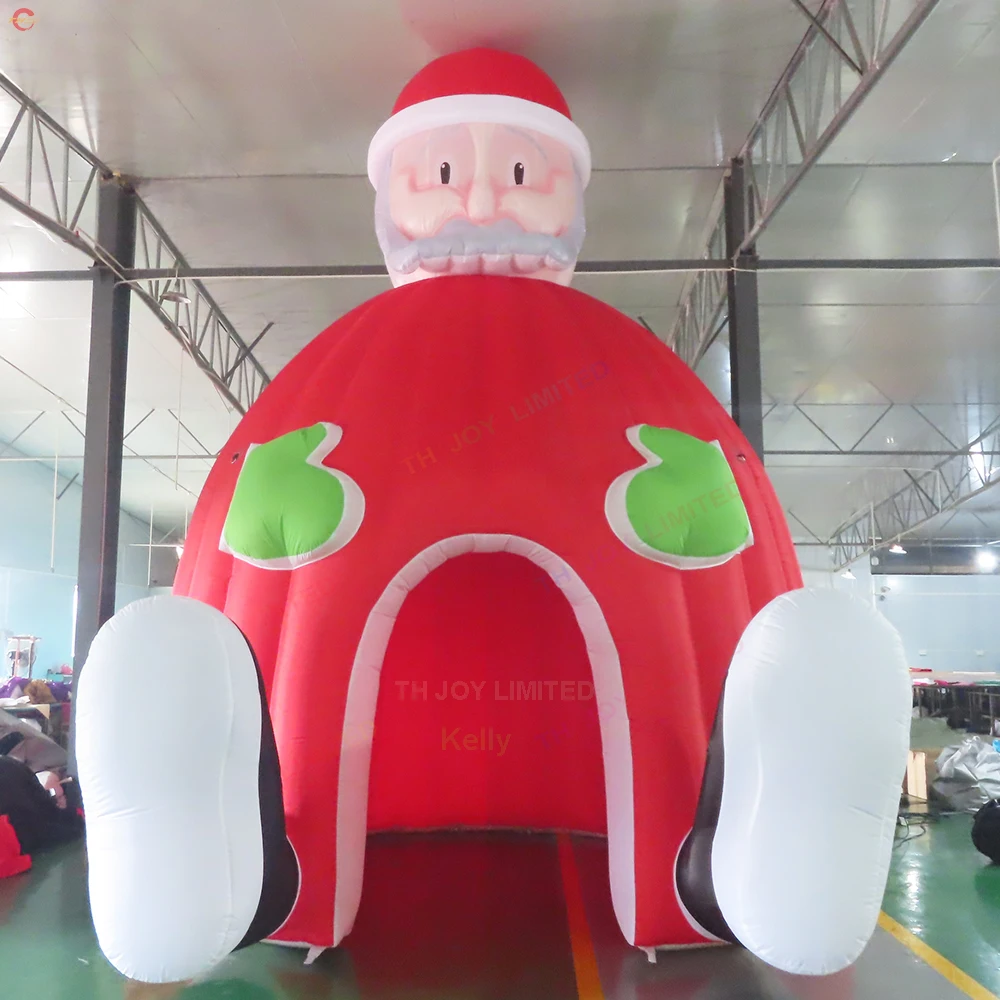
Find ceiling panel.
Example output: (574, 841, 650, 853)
(118, 458, 205, 532)
(761, 270, 909, 307)
(0, 315, 91, 412)
(0, 202, 94, 272)
(179, 276, 391, 375)
(761, 268, 1000, 308)
(1, 1, 817, 178)
(694, 337, 730, 407)
(821, 0, 1000, 166)
(759, 295, 1000, 408)
(0, 410, 73, 457)
(764, 405, 846, 453)
(3, 0, 998, 557)
(0, 282, 234, 536)
(138, 176, 382, 267)
(779, 359, 891, 406)
(138, 168, 722, 269)
(890, 269, 1000, 306)
(766, 464, 917, 541)
(758, 164, 999, 260)
(909, 493, 1000, 542)
(851, 405, 954, 452)
(792, 404, 895, 452)
(907, 403, 1000, 447)
(122, 409, 215, 460)
(138, 168, 719, 370)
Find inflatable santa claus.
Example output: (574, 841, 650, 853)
(76, 48, 911, 983)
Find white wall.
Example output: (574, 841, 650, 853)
(796, 545, 1000, 673)
(800, 569, 837, 589)
(0, 453, 158, 675)
(796, 542, 869, 594)
(873, 573, 1000, 673)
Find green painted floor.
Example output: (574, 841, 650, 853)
(883, 812, 1000, 997)
(0, 825, 996, 1000)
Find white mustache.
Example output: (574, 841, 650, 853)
(415, 252, 568, 275)
(386, 218, 579, 275)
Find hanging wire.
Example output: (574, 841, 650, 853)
(174, 345, 185, 490)
(993, 151, 1000, 259)
(49, 417, 58, 572)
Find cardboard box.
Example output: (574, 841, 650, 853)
(903, 749, 939, 803)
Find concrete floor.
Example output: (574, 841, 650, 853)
(0, 818, 995, 1000)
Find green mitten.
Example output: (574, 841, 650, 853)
(606, 425, 752, 568)
(221, 423, 363, 569)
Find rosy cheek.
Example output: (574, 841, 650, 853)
(389, 171, 466, 239)
(497, 172, 577, 236)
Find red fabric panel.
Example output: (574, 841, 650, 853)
(368, 552, 606, 834)
(173, 275, 801, 949)
(223, 563, 292, 699)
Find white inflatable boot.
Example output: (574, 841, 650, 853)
(76, 596, 297, 983)
(712, 588, 911, 975)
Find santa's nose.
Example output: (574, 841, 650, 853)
(466, 176, 497, 223)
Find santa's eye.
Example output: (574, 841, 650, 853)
(440, 162, 451, 184)
(514, 162, 525, 185)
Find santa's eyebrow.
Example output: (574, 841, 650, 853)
(500, 125, 548, 162)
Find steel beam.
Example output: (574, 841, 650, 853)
(0, 269, 95, 281)
(725, 159, 764, 459)
(0, 454, 218, 462)
(667, 0, 942, 368)
(755, 257, 1000, 271)
(125, 205, 270, 411)
(829, 415, 1000, 568)
(70, 178, 136, 772)
(0, 261, 732, 281)
(3, 257, 1000, 284)
(740, 0, 941, 253)
(0, 71, 268, 412)
(768, 450, 1000, 457)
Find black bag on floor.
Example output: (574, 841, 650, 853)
(972, 799, 1000, 863)
(0, 743, 83, 855)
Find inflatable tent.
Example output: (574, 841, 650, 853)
(77, 47, 912, 983)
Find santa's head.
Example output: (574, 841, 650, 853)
(368, 48, 590, 287)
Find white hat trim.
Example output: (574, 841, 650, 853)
(367, 93, 592, 189)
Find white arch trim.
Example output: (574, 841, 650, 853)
(332, 533, 636, 945)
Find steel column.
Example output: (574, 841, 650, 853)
(71, 178, 137, 749)
(725, 159, 764, 460)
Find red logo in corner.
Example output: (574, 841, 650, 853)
(10, 8, 34, 30)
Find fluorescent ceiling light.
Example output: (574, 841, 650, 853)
(841, 568, 856, 580)
(975, 549, 998, 572)
(889, 543, 906, 554)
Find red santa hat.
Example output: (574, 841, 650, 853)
(367, 48, 591, 190)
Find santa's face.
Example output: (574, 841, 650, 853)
(376, 123, 585, 287)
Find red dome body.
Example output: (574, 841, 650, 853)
(175, 275, 801, 951)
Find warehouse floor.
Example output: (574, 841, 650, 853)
(0, 818, 996, 1000)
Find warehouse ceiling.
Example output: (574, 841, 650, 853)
(1, 0, 999, 573)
